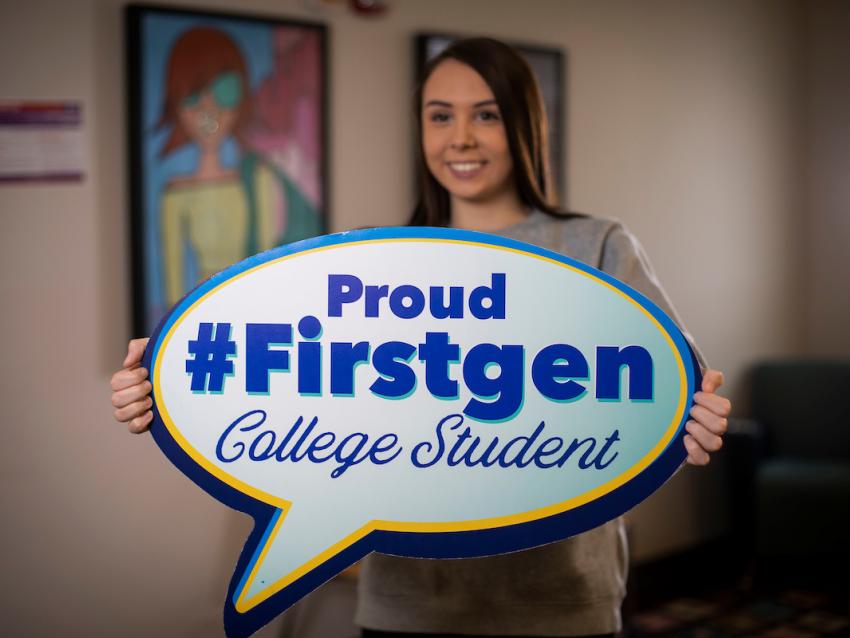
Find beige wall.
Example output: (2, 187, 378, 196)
(2, 0, 841, 635)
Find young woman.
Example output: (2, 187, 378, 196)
(112, 37, 731, 638)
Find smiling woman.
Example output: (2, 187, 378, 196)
(111, 35, 731, 638)
(410, 38, 565, 233)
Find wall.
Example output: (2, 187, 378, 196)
(0, 0, 815, 635)
(801, 0, 850, 356)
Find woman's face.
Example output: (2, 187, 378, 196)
(177, 71, 242, 149)
(421, 60, 514, 207)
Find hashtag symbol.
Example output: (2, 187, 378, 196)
(186, 323, 236, 393)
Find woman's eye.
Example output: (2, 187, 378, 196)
(429, 112, 451, 123)
(477, 110, 501, 122)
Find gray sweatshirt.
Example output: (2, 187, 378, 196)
(355, 211, 699, 636)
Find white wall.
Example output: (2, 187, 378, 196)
(0, 0, 824, 635)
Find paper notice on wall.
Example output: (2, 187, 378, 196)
(0, 102, 86, 183)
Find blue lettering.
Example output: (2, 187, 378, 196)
(462, 343, 524, 422)
(217, 411, 403, 478)
(418, 332, 460, 399)
(596, 346, 654, 400)
(246, 324, 291, 394)
(411, 413, 460, 467)
(469, 273, 506, 319)
(531, 344, 588, 402)
(497, 422, 547, 467)
(389, 284, 426, 319)
(306, 432, 337, 462)
(297, 316, 322, 395)
(365, 285, 389, 317)
(411, 418, 622, 472)
(370, 341, 417, 398)
(330, 342, 370, 396)
(216, 409, 265, 462)
(429, 285, 464, 318)
(328, 274, 363, 317)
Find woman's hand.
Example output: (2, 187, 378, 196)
(110, 338, 153, 434)
(684, 369, 731, 465)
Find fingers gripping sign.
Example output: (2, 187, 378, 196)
(684, 369, 731, 465)
(111, 338, 153, 433)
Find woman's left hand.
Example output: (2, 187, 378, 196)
(684, 369, 731, 465)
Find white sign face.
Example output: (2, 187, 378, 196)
(146, 227, 699, 638)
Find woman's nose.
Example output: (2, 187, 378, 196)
(450, 119, 476, 149)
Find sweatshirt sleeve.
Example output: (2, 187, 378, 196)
(599, 223, 707, 369)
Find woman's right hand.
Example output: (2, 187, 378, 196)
(111, 338, 153, 433)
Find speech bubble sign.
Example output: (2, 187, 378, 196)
(144, 226, 700, 637)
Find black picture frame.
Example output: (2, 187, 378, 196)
(127, 4, 329, 335)
(415, 33, 566, 203)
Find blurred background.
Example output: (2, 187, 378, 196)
(1, 0, 848, 636)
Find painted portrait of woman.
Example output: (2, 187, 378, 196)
(133, 10, 326, 332)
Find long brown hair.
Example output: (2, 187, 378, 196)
(410, 37, 576, 227)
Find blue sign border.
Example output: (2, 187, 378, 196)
(143, 226, 701, 638)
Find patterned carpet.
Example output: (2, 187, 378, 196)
(628, 588, 850, 638)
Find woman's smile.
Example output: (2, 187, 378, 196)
(446, 160, 489, 178)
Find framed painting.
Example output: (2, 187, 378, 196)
(415, 33, 566, 202)
(127, 5, 328, 335)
